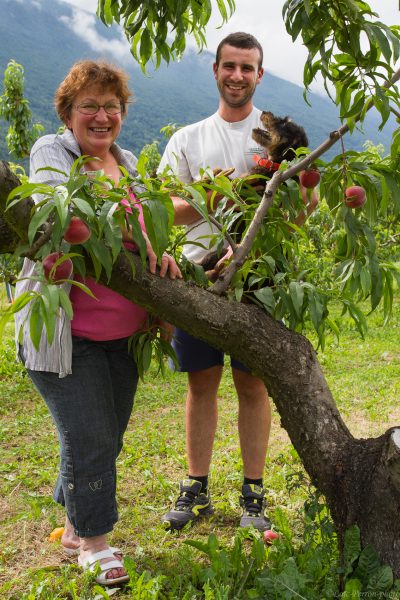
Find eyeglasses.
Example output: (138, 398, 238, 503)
(74, 102, 123, 115)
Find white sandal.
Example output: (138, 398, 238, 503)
(78, 548, 129, 586)
(64, 545, 122, 558)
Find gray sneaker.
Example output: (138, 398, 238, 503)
(162, 479, 214, 531)
(239, 483, 271, 530)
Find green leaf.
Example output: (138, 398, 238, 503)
(366, 565, 394, 592)
(53, 185, 70, 228)
(58, 288, 74, 320)
(342, 578, 362, 597)
(369, 255, 383, 310)
(38, 296, 56, 346)
(7, 182, 53, 208)
(368, 23, 393, 63)
(289, 281, 304, 318)
(103, 220, 123, 263)
(184, 539, 210, 554)
(85, 237, 113, 281)
(359, 266, 371, 297)
(27, 202, 54, 246)
(306, 287, 324, 334)
(184, 185, 209, 222)
(142, 200, 170, 259)
(72, 197, 95, 218)
(125, 211, 148, 266)
(253, 287, 275, 315)
(29, 298, 44, 351)
(135, 152, 148, 179)
(142, 338, 153, 372)
(353, 545, 380, 586)
(382, 269, 393, 325)
(69, 280, 98, 300)
(140, 27, 153, 66)
(325, 317, 340, 341)
(343, 525, 361, 578)
(0, 290, 36, 339)
(42, 284, 60, 315)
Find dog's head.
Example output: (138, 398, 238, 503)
(252, 111, 308, 163)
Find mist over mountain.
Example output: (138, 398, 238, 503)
(0, 0, 395, 163)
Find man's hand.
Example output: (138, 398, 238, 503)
(156, 319, 175, 343)
(232, 171, 268, 205)
(295, 177, 319, 227)
(201, 245, 234, 282)
(197, 167, 235, 183)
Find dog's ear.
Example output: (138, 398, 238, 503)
(260, 111, 276, 130)
(285, 119, 309, 149)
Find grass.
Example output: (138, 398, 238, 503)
(1, 284, 400, 598)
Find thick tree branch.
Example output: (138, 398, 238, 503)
(0, 161, 32, 250)
(97, 250, 353, 495)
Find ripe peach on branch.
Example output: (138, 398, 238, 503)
(344, 185, 366, 208)
(42, 252, 73, 283)
(299, 168, 321, 189)
(63, 216, 91, 245)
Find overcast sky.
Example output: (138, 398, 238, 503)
(60, 0, 399, 93)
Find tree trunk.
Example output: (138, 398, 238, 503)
(1, 160, 400, 574)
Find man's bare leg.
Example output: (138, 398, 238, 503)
(233, 369, 271, 478)
(186, 365, 223, 475)
(233, 368, 271, 530)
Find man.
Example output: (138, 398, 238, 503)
(158, 32, 315, 531)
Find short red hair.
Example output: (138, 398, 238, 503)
(55, 60, 133, 124)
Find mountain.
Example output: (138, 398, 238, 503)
(0, 0, 396, 163)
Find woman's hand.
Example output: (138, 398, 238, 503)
(143, 232, 182, 279)
(158, 252, 182, 279)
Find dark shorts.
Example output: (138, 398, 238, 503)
(172, 327, 250, 373)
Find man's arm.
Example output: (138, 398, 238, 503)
(172, 195, 205, 226)
(172, 190, 226, 226)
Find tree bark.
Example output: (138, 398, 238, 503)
(0, 161, 32, 251)
(1, 160, 400, 575)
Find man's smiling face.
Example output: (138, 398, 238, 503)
(213, 44, 264, 109)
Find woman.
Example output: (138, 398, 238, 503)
(14, 60, 181, 586)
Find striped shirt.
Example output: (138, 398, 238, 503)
(14, 129, 142, 377)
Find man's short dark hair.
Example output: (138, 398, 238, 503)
(215, 32, 263, 69)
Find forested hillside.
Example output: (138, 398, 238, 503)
(0, 0, 395, 162)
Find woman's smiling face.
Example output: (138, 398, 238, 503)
(66, 86, 122, 158)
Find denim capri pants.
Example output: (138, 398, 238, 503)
(172, 327, 250, 373)
(25, 336, 139, 538)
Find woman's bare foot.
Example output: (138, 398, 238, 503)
(61, 516, 80, 552)
(79, 534, 127, 583)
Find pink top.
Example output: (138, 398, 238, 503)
(70, 194, 148, 341)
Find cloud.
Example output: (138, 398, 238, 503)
(58, 3, 132, 63)
(59, 0, 97, 9)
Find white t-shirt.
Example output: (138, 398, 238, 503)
(158, 108, 265, 261)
